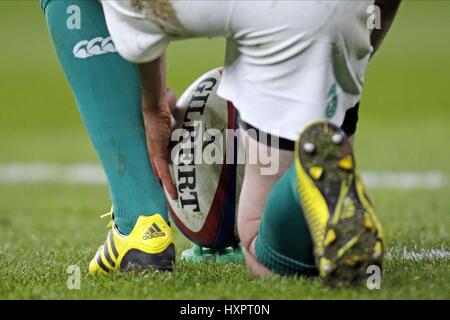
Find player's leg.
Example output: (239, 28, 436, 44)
(41, 0, 174, 272)
(237, 128, 295, 276)
(237, 126, 317, 276)
(254, 164, 317, 276)
(239, 104, 364, 278)
(223, 1, 384, 285)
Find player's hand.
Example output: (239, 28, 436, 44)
(143, 89, 178, 200)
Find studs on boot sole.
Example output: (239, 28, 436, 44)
(363, 214, 374, 231)
(338, 155, 353, 170)
(309, 166, 324, 180)
(324, 229, 336, 246)
(373, 241, 383, 260)
(320, 257, 336, 277)
(303, 142, 315, 154)
(332, 133, 344, 145)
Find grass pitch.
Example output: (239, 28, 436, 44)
(0, 1, 449, 299)
(1, 182, 448, 299)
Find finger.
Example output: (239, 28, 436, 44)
(155, 158, 178, 200)
(166, 89, 177, 113)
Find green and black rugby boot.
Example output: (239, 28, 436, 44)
(295, 121, 384, 286)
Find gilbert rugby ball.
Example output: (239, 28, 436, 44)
(166, 68, 244, 249)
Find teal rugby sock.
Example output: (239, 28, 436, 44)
(42, 0, 168, 234)
(255, 164, 316, 276)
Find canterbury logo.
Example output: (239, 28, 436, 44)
(143, 223, 166, 240)
(73, 36, 117, 59)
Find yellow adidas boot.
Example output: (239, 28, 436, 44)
(295, 121, 384, 286)
(89, 213, 175, 274)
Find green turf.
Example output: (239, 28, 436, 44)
(0, 1, 449, 299)
(0, 184, 448, 299)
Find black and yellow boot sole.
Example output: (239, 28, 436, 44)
(295, 121, 384, 287)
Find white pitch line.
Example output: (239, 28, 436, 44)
(387, 247, 450, 261)
(361, 171, 447, 189)
(0, 163, 106, 185)
(0, 163, 448, 262)
(0, 163, 447, 189)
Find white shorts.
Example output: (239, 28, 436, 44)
(102, 0, 373, 140)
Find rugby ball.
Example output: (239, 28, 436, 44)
(166, 68, 244, 249)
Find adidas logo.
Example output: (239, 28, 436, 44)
(143, 223, 166, 240)
(73, 36, 117, 59)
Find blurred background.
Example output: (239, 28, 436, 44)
(1, 1, 449, 169)
(0, 1, 448, 299)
